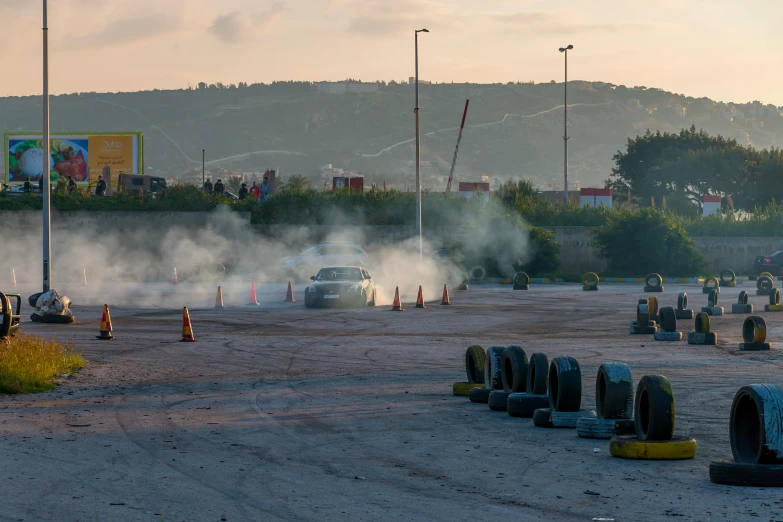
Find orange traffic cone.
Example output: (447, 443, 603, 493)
(415, 285, 426, 308)
(285, 281, 296, 302)
(170, 267, 179, 285)
(391, 286, 404, 311)
(249, 282, 259, 306)
(96, 304, 113, 340)
(215, 286, 224, 309)
(181, 307, 196, 342)
(441, 284, 450, 305)
(82, 268, 88, 287)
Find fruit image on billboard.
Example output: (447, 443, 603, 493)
(4, 132, 142, 185)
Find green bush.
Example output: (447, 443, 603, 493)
(593, 208, 705, 276)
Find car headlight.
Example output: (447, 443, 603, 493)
(347, 284, 361, 293)
(307, 285, 316, 292)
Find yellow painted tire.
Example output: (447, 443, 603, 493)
(453, 382, 484, 396)
(609, 435, 697, 460)
(582, 272, 599, 288)
(761, 272, 775, 281)
(742, 316, 767, 344)
(647, 296, 659, 318)
(704, 276, 719, 290)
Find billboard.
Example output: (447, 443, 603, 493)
(4, 132, 142, 186)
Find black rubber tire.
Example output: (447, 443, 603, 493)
(484, 346, 505, 390)
(771, 288, 781, 306)
(526, 353, 549, 395)
(469, 387, 490, 404)
(513, 272, 530, 286)
(634, 375, 675, 441)
(742, 316, 767, 344)
(30, 312, 75, 324)
(548, 356, 582, 412)
(758, 276, 774, 291)
(27, 292, 43, 308)
(532, 408, 553, 428)
(596, 362, 633, 420)
(577, 418, 636, 439)
(695, 312, 710, 334)
(709, 461, 783, 487)
(637, 304, 650, 328)
(501, 345, 528, 393)
(465, 345, 486, 384)
(708, 289, 719, 307)
(730, 384, 783, 464)
(720, 270, 736, 285)
(658, 307, 677, 333)
(469, 266, 487, 281)
(677, 292, 688, 311)
(488, 390, 510, 411)
(507, 393, 550, 418)
(738, 291, 749, 305)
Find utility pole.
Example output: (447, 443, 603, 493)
(202, 149, 205, 189)
(42, 0, 52, 292)
(558, 44, 574, 206)
(415, 28, 429, 262)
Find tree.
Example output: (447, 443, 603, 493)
(281, 174, 311, 192)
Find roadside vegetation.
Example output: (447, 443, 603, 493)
(0, 334, 85, 394)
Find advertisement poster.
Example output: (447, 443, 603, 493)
(4, 132, 142, 185)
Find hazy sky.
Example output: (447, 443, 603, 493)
(2, 0, 782, 105)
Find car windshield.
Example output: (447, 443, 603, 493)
(299, 245, 320, 256)
(315, 268, 362, 281)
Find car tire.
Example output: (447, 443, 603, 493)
(368, 290, 376, 307)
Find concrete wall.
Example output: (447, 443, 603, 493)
(0, 211, 251, 233)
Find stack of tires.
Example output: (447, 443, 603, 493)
(507, 353, 549, 417)
(609, 375, 696, 460)
(687, 312, 717, 345)
(577, 363, 635, 439)
(488, 346, 528, 411)
(533, 356, 595, 428)
(710, 384, 783, 487)
(452, 345, 487, 396)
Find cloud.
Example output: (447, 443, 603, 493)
(60, 12, 181, 49)
(208, 3, 283, 44)
(342, 0, 466, 38)
(494, 11, 655, 34)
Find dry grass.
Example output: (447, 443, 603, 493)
(0, 334, 85, 394)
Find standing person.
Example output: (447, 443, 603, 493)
(238, 183, 248, 200)
(214, 178, 224, 196)
(38, 176, 43, 194)
(95, 174, 107, 196)
(23, 180, 31, 193)
(204, 178, 213, 194)
(67, 176, 77, 194)
(259, 174, 271, 201)
(249, 181, 261, 200)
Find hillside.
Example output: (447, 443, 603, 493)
(2, 81, 782, 189)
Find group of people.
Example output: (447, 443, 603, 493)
(204, 176, 271, 201)
(28, 174, 107, 196)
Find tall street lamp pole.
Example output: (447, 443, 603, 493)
(42, 0, 52, 292)
(415, 28, 428, 263)
(558, 44, 573, 206)
(202, 149, 205, 189)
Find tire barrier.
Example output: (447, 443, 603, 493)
(630, 303, 657, 335)
(645, 296, 660, 318)
(484, 346, 505, 390)
(469, 387, 491, 403)
(551, 410, 596, 429)
(720, 269, 737, 287)
(469, 265, 486, 282)
(634, 375, 675, 441)
(595, 363, 633, 420)
(488, 390, 510, 411)
(453, 382, 484, 396)
(675, 292, 694, 320)
(582, 272, 599, 291)
(710, 384, 783, 486)
(465, 345, 486, 384)
(526, 353, 549, 395)
(577, 417, 636, 439)
(757, 275, 774, 296)
(688, 312, 717, 345)
(609, 435, 697, 460)
(731, 290, 753, 314)
(548, 356, 582, 412)
(507, 393, 550, 418)
(765, 288, 783, 312)
(703, 276, 720, 294)
(654, 307, 681, 341)
(761, 271, 775, 280)
(701, 288, 723, 316)
(532, 408, 554, 428)
(512, 272, 530, 291)
(739, 316, 770, 351)
(501, 346, 528, 393)
(644, 273, 664, 293)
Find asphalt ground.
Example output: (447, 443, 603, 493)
(1, 281, 783, 521)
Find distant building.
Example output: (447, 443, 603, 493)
(408, 77, 432, 85)
(579, 188, 612, 208)
(317, 81, 379, 94)
(703, 195, 721, 217)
